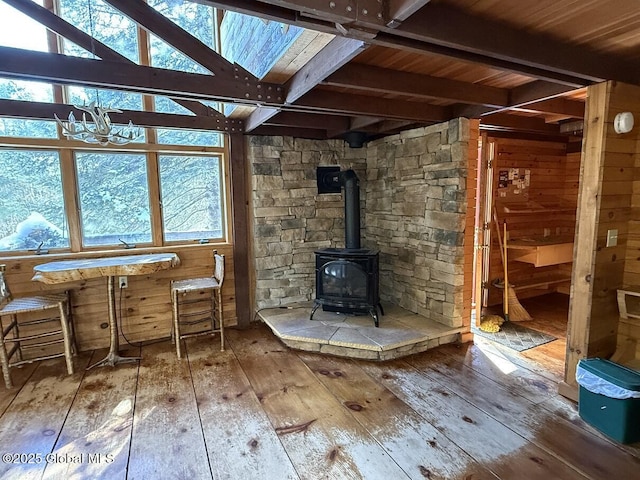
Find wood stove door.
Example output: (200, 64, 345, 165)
(320, 259, 368, 305)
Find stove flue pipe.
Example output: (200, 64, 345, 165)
(339, 169, 361, 250)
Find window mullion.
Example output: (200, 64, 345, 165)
(147, 154, 164, 246)
(59, 150, 83, 252)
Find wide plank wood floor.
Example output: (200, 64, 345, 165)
(1, 294, 639, 479)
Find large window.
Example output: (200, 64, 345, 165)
(0, 0, 229, 255)
(0, 151, 69, 252)
(76, 153, 152, 247)
(159, 155, 224, 242)
(0, 146, 228, 253)
(59, 0, 140, 63)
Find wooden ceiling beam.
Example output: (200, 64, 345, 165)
(324, 63, 509, 106)
(395, 4, 637, 86)
(102, 0, 255, 81)
(245, 36, 366, 131)
(250, 125, 327, 139)
(0, 46, 284, 110)
(453, 80, 582, 118)
(0, 99, 242, 132)
(249, 0, 384, 26)
(295, 90, 450, 122)
(350, 116, 384, 130)
(3, 0, 218, 119)
(370, 119, 419, 134)
(480, 113, 563, 135)
(509, 81, 580, 106)
(267, 111, 351, 131)
(515, 98, 584, 118)
(385, 0, 432, 28)
(286, 37, 366, 103)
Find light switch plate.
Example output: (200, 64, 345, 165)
(606, 229, 618, 247)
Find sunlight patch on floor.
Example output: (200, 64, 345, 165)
(475, 338, 519, 375)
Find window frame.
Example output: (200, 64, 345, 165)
(157, 153, 227, 245)
(0, 137, 230, 257)
(0, 1, 231, 257)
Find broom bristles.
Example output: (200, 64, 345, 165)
(507, 286, 532, 321)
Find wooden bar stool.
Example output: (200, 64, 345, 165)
(171, 250, 225, 358)
(0, 264, 75, 389)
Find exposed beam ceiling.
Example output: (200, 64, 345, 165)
(0, 46, 283, 110)
(480, 113, 562, 134)
(323, 63, 509, 106)
(514, 98, 584, 118)
(251, 125, 327, 139)
(245, 36, 367, 131)
(266, 111, 351, 132)
(0, 0, 616, 140)
(0, 98, 242, 131)
(102, 0, 255, 81)
(201, 0, 639, 87)
(392, 4, 635, 85)
(3, 0, 218, 118)
(295, 90, 450, 122)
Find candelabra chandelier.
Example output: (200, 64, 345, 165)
(55, 102, 142, 146)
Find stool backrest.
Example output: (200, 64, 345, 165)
(213, 251, 225, 285)
(0, 264, 13, 305)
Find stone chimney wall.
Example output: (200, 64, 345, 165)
(364, 119, 469, 327)
(247, 118, 470, 327)
(247, 136, 367, 309)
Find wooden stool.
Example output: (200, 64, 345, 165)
(170, 251, 225, 358)
(0, 265, 75, 389)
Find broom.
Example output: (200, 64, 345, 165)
(493, 211, 532, 322)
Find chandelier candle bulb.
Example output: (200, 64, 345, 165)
(54, 102, 143, 146)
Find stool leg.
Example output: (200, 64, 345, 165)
(65, 292, 78, 355)
(12, 314, 22, 362)
(59, 302, 74, 375)
(0, 315, 13, 389)
(217, 289, 224, 352)
(172, 290, 182, 358)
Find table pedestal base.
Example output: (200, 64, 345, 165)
(86, 276, 143, 370)
(87, 352, 142, 370)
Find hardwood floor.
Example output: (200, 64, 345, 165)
(1, 294, 639, 479)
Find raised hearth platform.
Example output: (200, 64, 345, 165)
(258, 302, 466, 360)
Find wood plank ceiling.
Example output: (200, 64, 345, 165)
(1, 0, 639, 143)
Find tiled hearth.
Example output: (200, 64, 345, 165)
(258, 302, 466, 360)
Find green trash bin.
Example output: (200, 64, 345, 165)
(577, 358, 640, 444)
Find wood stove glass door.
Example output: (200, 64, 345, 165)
(321, 260, 367, 301)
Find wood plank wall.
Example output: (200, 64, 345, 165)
(564, 81, 639, 399)
(619, 83, 640, 362)
(1, 245, 237, 352)
(487, 137, 578, 305)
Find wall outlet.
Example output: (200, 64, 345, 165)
(119, 276, 128, 288)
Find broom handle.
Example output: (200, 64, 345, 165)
(492, 209, 509, 319)
(493, 209, 505, 266)
(503, 220, 509, 319)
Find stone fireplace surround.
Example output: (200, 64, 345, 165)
(248, 118, 470, 330)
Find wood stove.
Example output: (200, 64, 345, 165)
(311, 167, 383, 326)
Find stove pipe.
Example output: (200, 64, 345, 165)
(339, 169, 361, 249)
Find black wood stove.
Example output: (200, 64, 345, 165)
(311, 167, 383, 326)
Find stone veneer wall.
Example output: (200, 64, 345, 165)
(247, 136, 367, 309)
(364, 119, 470, 327)
(247, 118, 471, 328)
